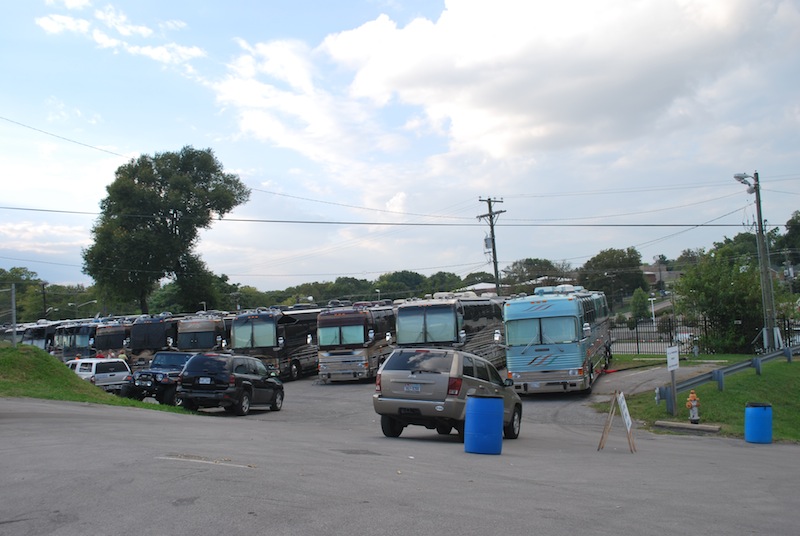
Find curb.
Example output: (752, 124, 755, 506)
(653, 420, 721, 433)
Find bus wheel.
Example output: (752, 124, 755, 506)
(289, 361, 301, 381)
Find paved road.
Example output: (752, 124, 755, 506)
(1, 367, 796, 536)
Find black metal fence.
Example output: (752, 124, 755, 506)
(610, 316, 799, 355)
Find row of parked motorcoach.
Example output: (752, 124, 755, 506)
(9, 285, 614, 395)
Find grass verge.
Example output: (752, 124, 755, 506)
(598, 353, 799, 442)
(0, 344, 188, 414)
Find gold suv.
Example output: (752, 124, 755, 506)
(373, 348, 522, 440)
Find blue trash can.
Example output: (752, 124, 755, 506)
(744, 402, 772, 444)
(464, 394, 504, 455)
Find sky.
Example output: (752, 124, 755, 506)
(2, 0, 800, 293)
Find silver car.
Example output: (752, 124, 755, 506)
(373, 348, 522, 439)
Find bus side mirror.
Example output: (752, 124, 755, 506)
(583, 323, 591, 336)
(458, 329, 466, 344)
(368, 329, 375, 342)
(307, 334, 313, 345)
(493, 329, 502, 343)
(385, 332, 392, 343)
(277, 336, 285, 349)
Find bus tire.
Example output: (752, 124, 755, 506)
(289, 361, 301, 381)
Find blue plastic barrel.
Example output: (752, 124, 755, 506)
(464, 394, 504, 455)
(744, 402, 772, 444)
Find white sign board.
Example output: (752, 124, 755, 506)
(616, 391, 632, 432)
(666, 346, 680, 372)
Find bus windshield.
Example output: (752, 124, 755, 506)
(318, 325, 366, 346)
(232, 316, 277, 348)
(506, 316, 579, 346)
(397, 305, 456, 344)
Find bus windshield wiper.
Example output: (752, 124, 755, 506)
(521, 335, 539, 355)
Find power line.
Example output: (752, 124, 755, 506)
(0, 205, 776, 228)
(0, 115, 127, 157)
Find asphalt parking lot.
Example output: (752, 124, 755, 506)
(1, 367, 797, 536)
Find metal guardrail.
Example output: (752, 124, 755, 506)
(656, 346, 797, 415)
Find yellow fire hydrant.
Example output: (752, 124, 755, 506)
(686, 390, 700, 424)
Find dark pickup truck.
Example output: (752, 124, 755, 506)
(128, 351, 196, 405)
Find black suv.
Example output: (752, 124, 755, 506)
(128, 351, 196, 405)
(177, 353, 284, 416)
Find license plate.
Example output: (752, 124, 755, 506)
(136, 380, 152, 387)
(199, 377, 212, 385)
(403, 383, 421, 393)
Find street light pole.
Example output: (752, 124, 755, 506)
(648, 297, 656, 325)
(734, 171, 779, 350)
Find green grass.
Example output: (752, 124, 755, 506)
(596, 352, 800, 442)
(0, 344, 188, 414)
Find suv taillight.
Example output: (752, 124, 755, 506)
(229, 374, 236, 386)
(375, 373, 382, 392)
(447, 377, 462, 396)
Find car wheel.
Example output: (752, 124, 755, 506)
(436, 423, 452, 435)
(183, 399, 198, 412)
(271, 390, 284, 411)
(503, 406, 522, 439)
(161, 386, 177, 406)
(455, 422, 465, 443)
(289, 361, 301, 381)
(235, 391, 251, 416)
(381, 415, 404, 438)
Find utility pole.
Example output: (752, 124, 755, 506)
(735, 171, 779, 350)
(477, 197, 505, 296)
(753, 172, 778, 350)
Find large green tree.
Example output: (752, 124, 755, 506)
(673, 245, 764, 352)
(83, 146, 250, 312)
(577, 247, 648, 309)
(501, 258, 571, 294)
(424, 272, 463, 295)
(0, 267, 42, 322)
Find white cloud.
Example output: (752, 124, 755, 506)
(91, 28, 121, 49)
(125, 43, 205, 64)
(0, 222, 90, 255)
(319, 0, 784, 160)
(45, 0, 91, 10)
(35, 14, 90, 34)
(94, 5, 153, 38)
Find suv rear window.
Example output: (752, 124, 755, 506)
(95, 362, 128, 374)
(184, 355, 229, 373)
(383, 349, 453, 373)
